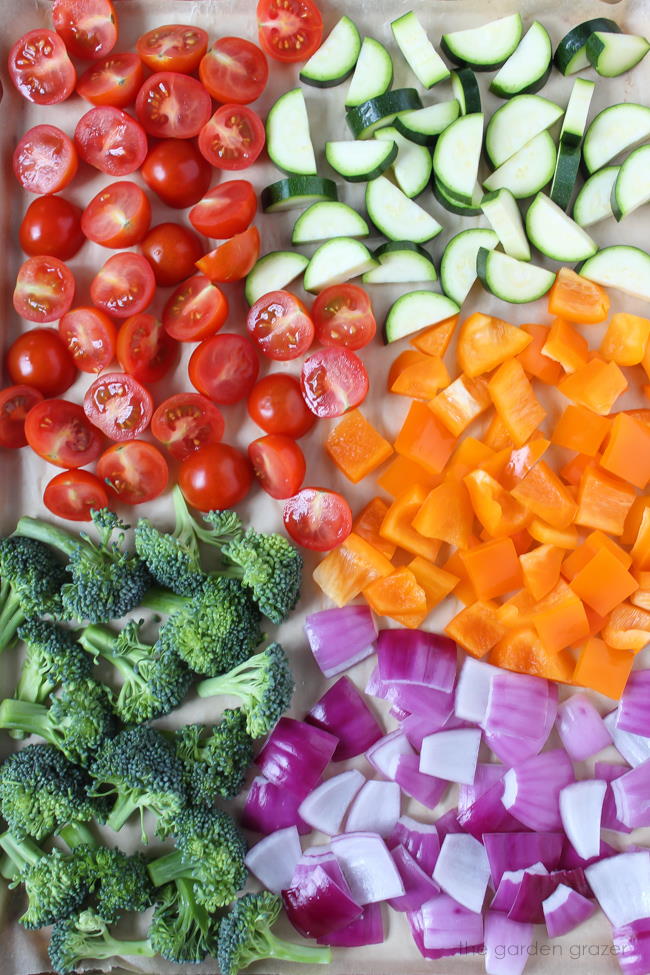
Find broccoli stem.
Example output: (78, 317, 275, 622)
(140, 588, 187, 615)
(147, 850, 191, 889)
(196, 658, 262, 702)
(82, 936, 156, 961)
(254, 930, 333, 966)
(0, 698, 53, 742)
(58, 823, 98, 850)
(0, 853, 17, 881)
(0, 831, 42, 872)
(105, 794, 141, 834)
(79, 626, 147, 690)
(78, 625, 117, 656)
(15, 659, 54, 705)
(0, 584, 25, 653)
(14, 517, 79, 558)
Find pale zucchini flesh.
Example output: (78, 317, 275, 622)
(433, 112, 484, 203)
(485, 94, 563, 168)
(384, 290, 460, 343)
(554, 18, 621, 75)
(441, 14, 523, 70)
(292, 202, 369, 244)
(391, 11, 450, 88)
(300, 16, 361, 87)
(266, 89, 317, 176)
(490, 21, 552, 98)
(560, 77, 595, 147)
(525, 193, 598, 263)
(346, 89, 423, 139)
(393, 100, 460, 146)
(572, 166, 619, 228)
(433, 178, 483, 215)
(612, 145, 650, 221)
(477, 248, 556, 303)
(580, 246, 650, 303)
(586, 31, 650, 78)
(345, 37, 393, 108)
(366, 175, 443, 243)
(483, 131, 556, 199)
(325, 140, 397, 182)
(303, 238, 377, 293)
(481, 189, 530, 261)
(375, 125, 432, 198)
(583, 103, 650, 174)
(245, 252, 309, 305)
(440, 228, 499, 305)
(363, 242, 437, 284)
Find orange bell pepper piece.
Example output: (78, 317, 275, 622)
(457, 313, 531, 378)
(620, 407, 650, 428)
(631, 507, 650, 570)
(388, 350, 423, 388)
(562, 530, 632, 581)
(483, 412, 515, 451)
(510, 460, 578, 529)
(559, 358, 628, 415)
(408, 556, 459, 610)
(600, 312, 650, 366)
(380, 484, 442, 561)
(497, 589, 537, 629)
(491, 626, 575, 683)
(528, 518, 580, 549)
(429, 375, 491, 436)
(325, 409, 393, 484)
(412, 480, 475, 548)
(560, 452, 596, 487)
(488, 359, 546, 447)
(460, 536, 523, 600)
(548, 266, 610, 324)
(353, 497, 396, 560)
(631, 581, 650, 611)
(573, 637, 634, 699)
(602, 603, 650, 651)
(623, 496, 650, 546)
(583, 604, 608, 640)
(312, 532, 393, 606)
(390, 353, 450, 400)
(410, 315, 458, 357)
(364, 567, 428, 629)
(552, 405, 610, 456)
(532, 582, 590, 653)
(464, 469, 529, 538)
(445, 600, 507, 658)
(377, 455, 440, 499)
(517, 323, 564, 385)
(575, 465, 636, 536)
(445, 437, 495, 481)
(569, 547, 638, 616)
(542, 318, 589, 374)
(511, 529, 533, 555)
(600, 413, 650, 490)
(500, 439, 551, 489)
(442, 551, 477, 606)
(520, 544, 564, 601)
(394, 401, 457, 476)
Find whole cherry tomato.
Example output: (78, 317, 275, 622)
(247, 373, 315, 438)
(179, 443, 252, 511)
(141, 139, 212, 209)
(140, 223, 204, 287)
(0, 385, 44, 449)
(7, 328, 76, 395)
(19, 196, 84, 261)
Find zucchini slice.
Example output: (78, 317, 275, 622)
(477, 248, 556, 304)
(300, 16, 361, 88)
(345, 37, 393, 108)
(346, 88, 423, 139)
(560, 77, 595, 147)
(612, 145, 650, 221)
(384, 290, 460, 343)
(391, 11, 450, 88)
(481, 189, 530, 261)
(433, 112, 484, 204)
(325, 140, 397, 182)
(550, 143, 581, 212)
(554, 18, 621, 75)
(485, 94, 563, 168)
(362, 241, 437, 284)
(366, 175, 443, 243)
(580, 246, 650, 303)
(482, 131, 556, 200)
(572, 166, 619, 228)
(450, 68, 481, 115)
(303, 238, 377, 293)
(587, 31, 650, 77)
(433, 177, 483, 216)
(245, 252, 309, 306)
(261, 176, 338, 213)
(490, 21, 552, 98)
(441, 14, 523, 71)
(393, 100, 460, 146)
(440, 228, 499, 306)
(266, 89, 316, 176)
(292, 202, 369, 244)
(375, 125, 432, 198)
(525, 193, 597, 263)
(583, 103, 650, 174)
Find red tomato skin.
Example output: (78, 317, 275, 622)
(97, 440, 168, 505)
(90, 252, 156, 320)
(136, 25, 209, 73)
(59, 307, 117, 374)
(151, 392, 225, 461)
(135, 72, 212, 139)
(248, 434, 306, 499)
(25, 399, 104, 469)
(13, 256, 76, 324)
(83, 372, 153, 441)
(196, 226, 260, 283)
(0, 385, 44, 449)
(300, 347, 369, 418)
(81, 181, 152, 249)
(247, 373, 316, 438)
(7, 328, 77, 396)
(13, 125, 78, 196)
(179, 443, 252, 511)
(77, 52, 144, 107)
(198, 105, 265, 170)
(256, 0, 323, 63)
(141, 139, 212, 209)
(116, 313, 178, 384)
(44, 469, 109, 522)
(52, 0, 118, 60)
(247, 290, 315, 361)
(140, 223, 204, 287)
(312, 283, 377, 351)
(283, 487, 352, 551)
(188, 333, 259, 405)
(75, 107, 148, 176)
(163, 274, 229, 342)
(8, 29, 76, 104)
(189, 181, 257, 239)
(199, 37, 269, 104)
(19, 196, 85, 261)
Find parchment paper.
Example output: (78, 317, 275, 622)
(1, 0, 649, 973)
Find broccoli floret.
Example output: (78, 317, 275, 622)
(173, 710, 254, 803)
(15, 620, 92, 706)
(134, 486, 208, 596)
(0, 745, 105, 842)
(0, 680, 117, 767)
(0, 536, 66, 652)
(48, 909, 156, 974)
(15, 510, 152, 623)
(150, 877, 219, 964)
(220, 527, 303, 625)
(196, 643, 294, 738)
(89, 726, 187, 842)
(90, 847, 154, 923)
(78, 621, 192, 725)
(218, 892, 332, 975)
(147, 806, 247, 912)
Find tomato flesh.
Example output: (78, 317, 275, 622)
(189, 180, 256, 239)
(136, 24, 209, 73)
(44, 470, 109, 522)
(196, 227, 260, 283)
(141, 139, 212, 209)
(248, 373, 316, 438)
(301, 347, 369, 417)
(9, 29, 76, 104)
(59, 307, 117, 374)
(19, 195, 85, 261)
(249, 434, 306, 499)
(163, 274, 229, 342)
(75, 106, 148, 176)
(312, 283, 377, 351)
(199, 37, 269, 104)
(152, 393, 225, 461)
(135, 72, 212, 139)
(256, 0, 323, 63)
(13, 256, 76, 324)
(77, 52, 144, 107)
(198, 105, 265, 170)
(81, 180, 152, 249)
(140, 223, 204, 287)
(13, 125, 78, 195)
(189, 333, 259, 405)
(52, 0, 118, 60)
(283, 487, 352, 551)
(179, 443, 252, 511)
(117, 313, 178, 384)
(25, 398, 103, 469)
(0, 385, 44, 449)
(83, 372, 153, 441)
(247, 290, 315, 361)
(90, 252, 156, 319)
(97, 440, 168, 505)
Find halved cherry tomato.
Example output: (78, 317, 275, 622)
(247, 290, 314, 361)
(75, 107, 148, 175)
(135, 72, 212, 139)
(247, 373, 316, 438)
(13, 125, 78, 195)
(136, 24, 209, 73)
(163, 274, 229, 342)
(189, 333, 259, 405)
(256, 0, 323, 63)
(312, 283, 377, 351)
(44, 470, 109, 522)
(141, 139, 212, 209)
(0, 385, 44, 449)
(199, 37, 269, 104)
(59, 307, 117, 374)
(19, 196, 84, 261)
(152, 392, 225, 461)
(189, 181, 256, 239)
(179, 443, 252, 511)
(116, 313, 178, 384)
(301, 347, 369, 418)
(140, 223, 204, 287)
(97, 440, 168, 504)
(90, 252, 155, 319)
(52, 0, 118, 60)
(196, 227, 260, 283)
(25, 399, 103, 468)
(7, 328, 76, 396)
(77, 53, 144, 107)
(249, 434, 306, 499)
(83, 372, 153, 441)
(283, 487, 352, 551)
(13, 256, 76, 324)
(198, 105, 265, 170)
(81, 181, 151, 249)
(9, 29, 76, 104)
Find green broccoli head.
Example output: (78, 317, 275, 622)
(0, 536, 66, 650)
(221, 528, 303, 624)
(48, 909, 155, 974)
(134, 511, 206, 598)
(149, 877, 219, 964)
(89, 847, 154, 923)
(0, 745, 106, 842)
(174, 710, 254, 803)
(19, 845, 93, 930)
(174, 806, 248, 912)
(16, 620, 92, 705)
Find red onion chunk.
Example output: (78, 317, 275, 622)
(420, 728, 482, 785)
(543, 883, 596, 938)
(604, 710, 650, 767)
(256, 717, 338, 794)
(306, 676, 383, 761)
(390, 703, 410, 721)
(407, 907, 483, 959)
(458, 764, 506, 818)
(388, 845, 440, 912)
(491, 863, 548, 913)
(557, 693, 612, 761)
(612, 917, 650, 975)
(560, 838, 617, 870)
(346, 780, 401, 837)
(395, 754, 448, 810)
(435, 808, 464, 838)
(377, 628, 457, 692)
(282, 864, 363, 938)
(241, 775, 310, 835)
(501, 749, 575, 831)
(421, 894, 485, 949)
(401, 710, 453, 749)
(595, 762, 633, 834)
(611, 759, 650, 829)
(455, 657, 500, 723)
(617, 670, 650, 737)
(244, 826, 302, 894)
(331, 832, 405, 904)
(433, 833, 491, 913)
(484, 677, 557, 767)
(291, 851, 349, 892)
(366, 665, 455, 718)
(387, 816, 441, 875)
(483, 832, 564, 888)
(485, 910, 533, 975)
(298, 769, 365, 835)
(507, 868, 590, 923)
(317, 903, 384, 947)
(457, 776, 523, 838)
(366, 729, 415, 780)
(586, 852, 650, 927)
(560, 780, 607, 860)
(304, 605, 377, 677)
